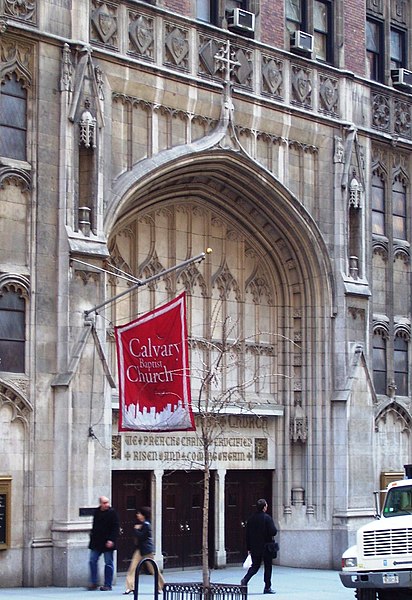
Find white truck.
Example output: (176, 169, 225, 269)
(339, 466, 412, 600)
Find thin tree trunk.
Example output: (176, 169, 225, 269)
(202, 458, 210, 589)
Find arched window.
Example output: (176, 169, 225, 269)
(0, 287, 26, 373)
(371, 172, 385, 236)
(0, 73, 27, 161)
(394, 334, 408, 397)
(373, 329, 387, 395)
(392, 177, 407, 240)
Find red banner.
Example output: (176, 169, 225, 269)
(115, 292, 195, 432)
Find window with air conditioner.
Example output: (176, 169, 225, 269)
(227, 6, 255, 32)
(286, 0, 333, 63)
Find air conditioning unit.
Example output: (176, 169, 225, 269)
(391, 68, 412, 90)
(290, 30, 314, 55)
(227, 8, 255, 33)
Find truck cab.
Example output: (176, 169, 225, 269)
(340, 469, 412, 600)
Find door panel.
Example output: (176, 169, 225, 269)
(162, 471, 205, 569)
(225, 470, 273, 564)
(112, 471, 151, 572)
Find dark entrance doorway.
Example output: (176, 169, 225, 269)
(225, 470, 273, 564)
(162, 470, 214, 569)
(112, 470, 151, 572)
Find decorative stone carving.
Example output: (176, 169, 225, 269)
(0, 167, 31, 192)
(262, 56, 283, 97)
(129, 13, 154, 60)
(319, 75, 338, 115)
(291, 64, 312, 107)
(246, 269, 273, 305)
(291, 487, 305, 506)
(91, 1, 118, 47)
(94, 65, 105, 101)
(334, 136, 344, 163)
(394, 99, 411, 138)
(4, 0, 35, 21)
(60, 44, 73, 93)
(214, 40, 241, 84)
(198, 37, 220, 77)
(254, 438, 268, 460)
(79, 99, 97, 148)
(0, 39, 32, 86)
(366, 0, 383, 16)
(231, 46, 253, 87)
(212, 261, 241, 301)
(372, 239, 389, 261)
(394, 245, 410, 264)
(112, 435, 121, 459)
(349, 171, 362, 208)
(177, 263, 208, 296)
(164, 24, 189, 69)
(372, 93, 390, 132)
(391, 0, 407, 24)
(290, 398, 308, 443)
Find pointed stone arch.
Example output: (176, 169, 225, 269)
(106, 147, 335, 519)
(375, 401, 412, 474)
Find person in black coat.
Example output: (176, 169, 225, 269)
(88, 496, 119, 591)
(241, 498, 278, 594)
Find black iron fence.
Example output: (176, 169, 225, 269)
(163, 582, 247, 600)
(134, 558, 247, 600)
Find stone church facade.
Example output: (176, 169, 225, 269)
(0, 0, 411, 588)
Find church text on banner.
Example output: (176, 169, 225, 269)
(115, 292, 195, 432)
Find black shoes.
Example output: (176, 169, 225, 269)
(100, 586, 112, 591)
(263, 588, 276, 594)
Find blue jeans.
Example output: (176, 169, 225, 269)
(89, 549, 114, 588)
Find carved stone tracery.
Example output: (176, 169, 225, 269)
(4, 0, 36, 22)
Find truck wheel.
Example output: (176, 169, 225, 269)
(355, 590, 377, 600)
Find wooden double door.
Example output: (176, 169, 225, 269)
(112, 470, 152, 572)
(162, 470, 211, 569)
(224, 470, 273, 564)
(113, 469, 272, 570)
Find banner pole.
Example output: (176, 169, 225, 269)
(84, 249, 211, 317)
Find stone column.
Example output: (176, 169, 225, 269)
(153, 470, 164, 569)
(215, 469, 227, 567)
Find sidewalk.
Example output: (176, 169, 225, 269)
(0, 566, 355, 600)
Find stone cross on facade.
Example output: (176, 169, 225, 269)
(214, 40, 240, 84)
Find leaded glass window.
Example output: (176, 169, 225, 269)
(0, 74, 27, 161)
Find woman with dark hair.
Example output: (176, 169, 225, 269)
(123, 506, 165, 595)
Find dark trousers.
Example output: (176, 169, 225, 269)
(242, 551, 273, 589)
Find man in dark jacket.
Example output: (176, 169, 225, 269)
(88, 496, 119, 591)
(241, 498, 278, 594)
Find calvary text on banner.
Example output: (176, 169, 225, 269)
(115, 292, 195, 432)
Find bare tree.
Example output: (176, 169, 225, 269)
(190, 313, 293, 588)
